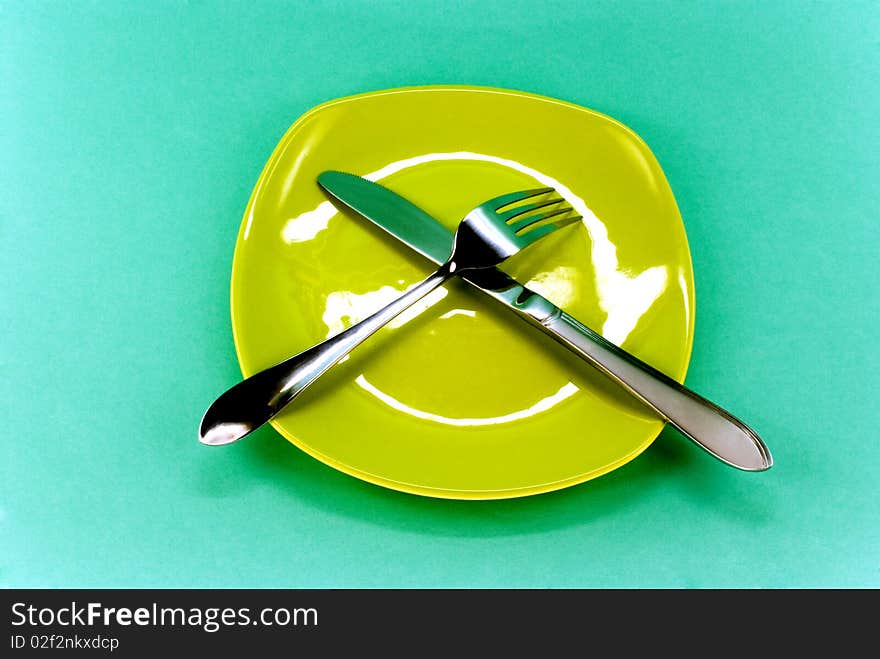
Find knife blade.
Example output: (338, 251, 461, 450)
(317, 171, 772, 471)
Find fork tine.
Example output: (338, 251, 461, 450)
(488, 187, 554, 211)
(498, 197, 566, 222)
(509, 206, 574, 233)
(517, 214, 582, 246)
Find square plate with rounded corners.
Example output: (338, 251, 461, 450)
(230, 86, 694, 499)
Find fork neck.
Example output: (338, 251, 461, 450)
(442, 260, 461, 276)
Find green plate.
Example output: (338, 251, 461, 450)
(230, 86, 694, 499)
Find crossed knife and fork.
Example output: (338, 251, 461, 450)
(199, 172, 772, 472)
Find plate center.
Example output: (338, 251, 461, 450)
(330, 158, 598, 425)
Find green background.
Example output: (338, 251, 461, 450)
(3, 1, 878, 587)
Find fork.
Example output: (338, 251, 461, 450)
(199, 187, 580, 445)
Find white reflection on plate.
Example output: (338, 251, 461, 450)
(322, 286, 448, 338)
(355, 376, 580, 427)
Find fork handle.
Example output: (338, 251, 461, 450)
(539, 310, 772, 470)
(199, 263, 453, 445)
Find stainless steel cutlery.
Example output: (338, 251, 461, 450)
(200, 171, 771, 473)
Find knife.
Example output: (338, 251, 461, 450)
(317, 171, 772, 471)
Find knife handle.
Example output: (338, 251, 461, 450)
(522, 301, 772, 470)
